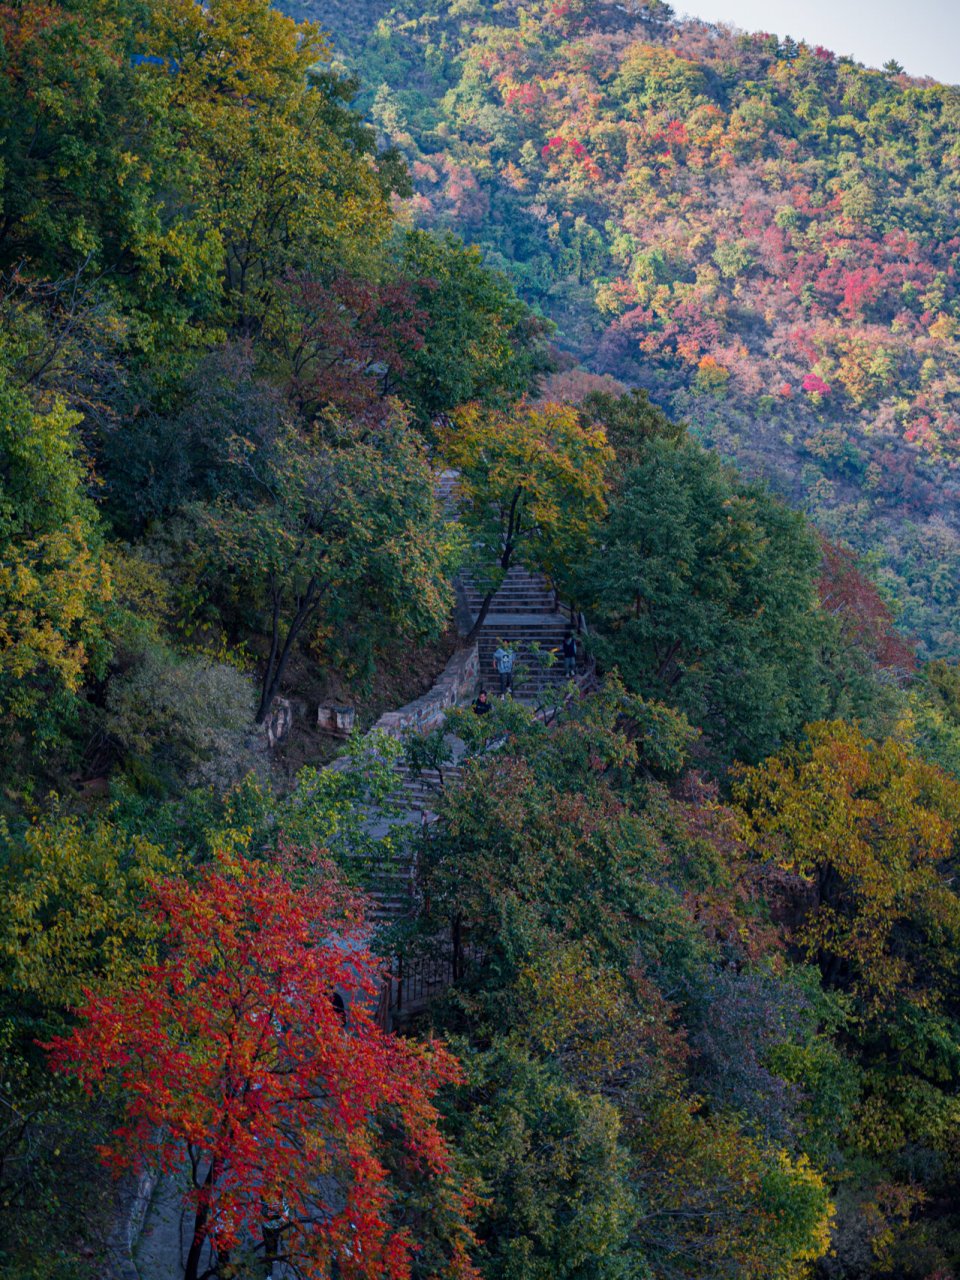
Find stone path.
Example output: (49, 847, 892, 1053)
(133, 1176, 198, 1280)
(364, 565, 581, 917)
(464, 565, 580, 703)
(124, 504, 586, 1278)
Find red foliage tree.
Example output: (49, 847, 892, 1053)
(801, 372, 831, 397)
(819, 539, 916, 675)
(48, 852, 476, 1280)
(275, 272, 426, 418)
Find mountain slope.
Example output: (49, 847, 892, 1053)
(295, 0, 960, 657)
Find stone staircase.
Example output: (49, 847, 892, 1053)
(361, 566, 582, 925)
(331, 470, 585, 953)
(358, 763, 461, 925)
(463, 566, 579, 700)
(435, 468, 460, 519)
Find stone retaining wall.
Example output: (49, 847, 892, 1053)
(106, 1167, 158, 1279)
(370, 643, 479, 738)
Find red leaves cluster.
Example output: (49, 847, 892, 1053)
(650, 119, 690, 157)
(818, 539, 916, 674)
(280, 272, 426, 418)
(503, 82, 539, 113)
(672, 773, 785, 964)
(48, 852, 476, 1280)
(541, 135, 601, 179)
(801, 372, 830, 396)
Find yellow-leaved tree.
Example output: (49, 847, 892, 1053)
(734, 721, 960, 1244)
(139, 0, 395, 335)
(440, 400, 612, 638)
(0, 371, 110, 751)
(0, 815, 178, 1017)
(734, 721, 960, 1019)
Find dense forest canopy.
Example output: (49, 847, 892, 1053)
(4, 1, 960, 1278)
(293, 0, 960, 657)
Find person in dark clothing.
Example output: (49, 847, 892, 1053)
(562, 629, 577, 678)
(473, 688, 492, 715)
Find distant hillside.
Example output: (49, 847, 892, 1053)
(294, 0, 960, 657)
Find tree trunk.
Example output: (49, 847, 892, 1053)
(465, 487, 523, 643)
(184, 1162, 215, 1280)
(262, 1220, 281, 1278)
(465, 587, 496, 644)
(452, 914, 463, 983)
(655, 638, 683, 686)
(255, 578, 321, 725)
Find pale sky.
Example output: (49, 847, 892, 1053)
(680, 0, 960, 84)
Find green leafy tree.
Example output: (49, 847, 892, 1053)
(578, 386, 685, 475)
(0, 0, 220, 365)
(409, 687, 833, 1279)
(395, 231, 551, 425)
(448, 1041, 633, 1280)
(100, 343, 285, 533)
(908, 659, 960, 779)
(0, 0, 399, 369)
(0, 814, 177, 1021)
(0, 1019, 115, 1280)
(734, 722, 960, 1023)
(207, 404, 454, 722)
(0, 371, 110, 757)
(579, 439, 836, 765)
(143, 0, 394, 335)
(734, 721, 960, 1270)
(105, 644, 257, 792)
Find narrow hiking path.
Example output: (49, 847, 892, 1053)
(378, 566, 589, 1016)
(126, 500, 588, 1280)
(361, 564, 585, 936)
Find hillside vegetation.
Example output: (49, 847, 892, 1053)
(307, 0, 960, 656)
(5, 2, 960, 1279)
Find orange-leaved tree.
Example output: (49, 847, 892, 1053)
(440, 400, 612, 639)
(48, 852, 476, 1280)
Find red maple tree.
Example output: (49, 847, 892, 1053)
(818, 539, 916, 675)
(278, 271, 427, 418)
(48, 851, 476, 1280)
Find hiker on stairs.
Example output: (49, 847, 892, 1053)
(562, 628, 578, 679)
(492, 642, 515, 696)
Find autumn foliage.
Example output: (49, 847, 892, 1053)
(818, 539, 916, 674)
(49, 852, 476, 1280)
(5, 0, 960, 1274)
(735, 721, 960, 1018)
(354, 0, 960, 657)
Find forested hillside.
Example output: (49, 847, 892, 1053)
(302, 0, 960, 656)
(5, 2, 960, 1279)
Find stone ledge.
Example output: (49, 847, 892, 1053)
(106, 1167, 158, 1280)
(370, 643, 479, 739)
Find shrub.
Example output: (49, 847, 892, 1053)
(106, 645, 257, 790)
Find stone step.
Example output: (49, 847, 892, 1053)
(468, 603, 557, 616)
(467, 586, 551, 593)
(463, 583, 556, 597)
(478, 643, 572, 656)
(479, 645, 572, 655)
(478, 635, 570, 648)
(362, 558, 572, 921)
(466, 600, 558, 612)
